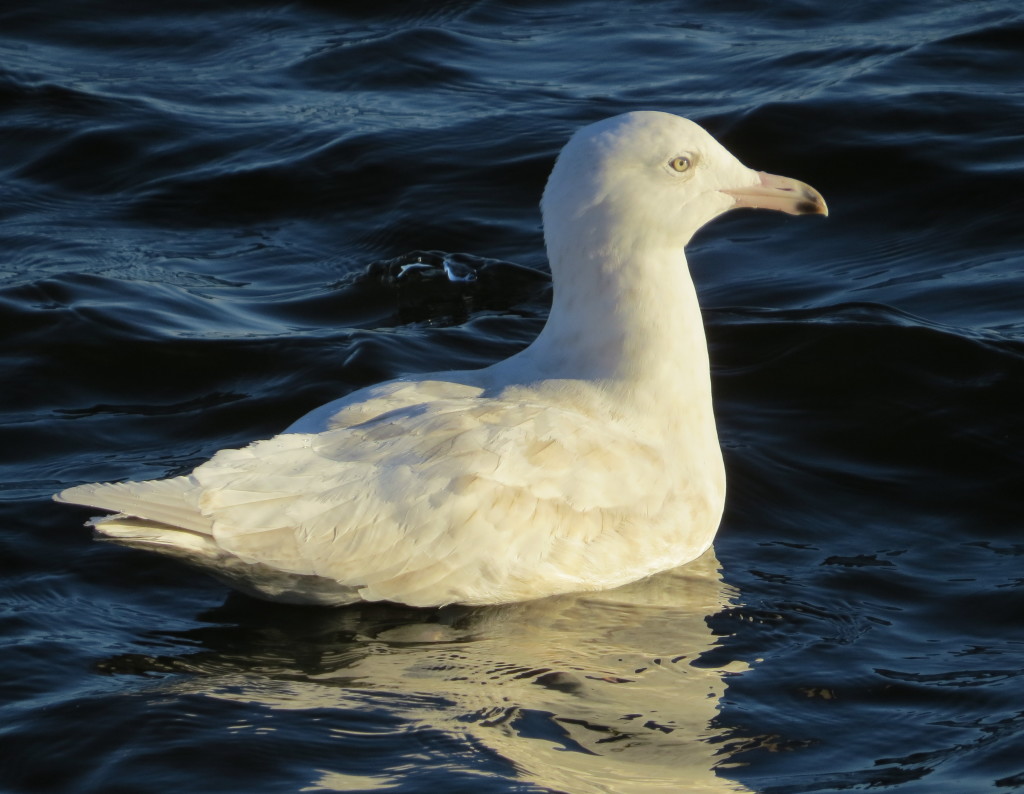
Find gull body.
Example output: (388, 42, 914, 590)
(55, 111, 826, 607)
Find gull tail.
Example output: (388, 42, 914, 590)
(54, 478, 363, 606)
(54, 477, 221, 560)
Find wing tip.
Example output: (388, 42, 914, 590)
(54, 482, 115, 507)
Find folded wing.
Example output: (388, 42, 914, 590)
(59, 387, 691, 606)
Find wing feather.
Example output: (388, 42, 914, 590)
(184, 390, 685, 604)
(58, 380, 708, 606)
(55, 477, 212, 534)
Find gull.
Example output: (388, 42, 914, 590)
(55, 111, 826, 607)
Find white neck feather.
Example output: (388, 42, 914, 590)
(489, 218, 717, 450)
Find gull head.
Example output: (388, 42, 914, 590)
(541, 111, 826, 265)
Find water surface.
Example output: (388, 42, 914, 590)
(2, 1, 1023, 792)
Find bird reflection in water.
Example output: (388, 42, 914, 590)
(98, 549, 751, 793)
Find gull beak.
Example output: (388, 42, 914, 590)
(721, 171, 828, 217)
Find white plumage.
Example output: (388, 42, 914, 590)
(55, 111, 826, 607)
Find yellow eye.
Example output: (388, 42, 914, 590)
(669, 156, 692, 173)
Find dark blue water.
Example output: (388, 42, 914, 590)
(3, 1, 1023, 792)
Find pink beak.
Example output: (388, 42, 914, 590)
(721, 171, 828, 216)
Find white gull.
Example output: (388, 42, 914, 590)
(55, 111, 826, 607)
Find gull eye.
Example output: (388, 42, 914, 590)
(669, 155, 692, 173)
